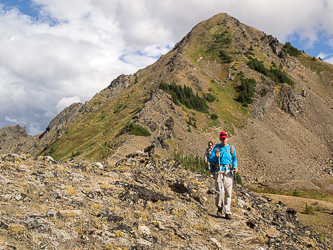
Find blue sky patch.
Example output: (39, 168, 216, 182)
(1, 0, 40, 19)
(286, 32, 332, 59)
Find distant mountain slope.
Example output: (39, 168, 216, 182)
(1, 13, 333, 185)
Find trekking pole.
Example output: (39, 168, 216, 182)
(217, 155, 225, 209)
(233, 171, 238, 206)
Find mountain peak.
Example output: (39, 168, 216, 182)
(1, 13, 333, 186)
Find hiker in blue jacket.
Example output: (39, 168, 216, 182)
(209, 131, 238, 219)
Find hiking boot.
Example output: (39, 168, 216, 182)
(217, 207, 223, 217)
(225, 214, 232, 220)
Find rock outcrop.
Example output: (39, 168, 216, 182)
(0, 125, 36, 155)
(0, 149, 329, 249)
(39, 102, 85, 140)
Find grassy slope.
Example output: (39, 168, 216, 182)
(299, 54, 333, 98)
(41, 80, 150, 161)
(185, 17, 249, 134)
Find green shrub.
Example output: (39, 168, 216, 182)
(114, 103, 127, 114)
(247, 56, 269, 75)
(171, 91, 180, 106)
(123, 122, 151, 136)
(206, 93, 216, 102)
(219, 50, 233, 63)
(260, 88, 267, 97)
(187, 117, 197, 128)
(49, 147, 56, 155)
(159, 81, 209, 113)
(212, 30, 232, 44)
(247, 56, 294, 85)
(269, 68, 294, 85)
(282, 42, 302, 57)
(173, 150, 208, 175)
(237, 78, 256, 104)
(292, 189, 302, 197)
(210, 114, 218, 120)
(304, 203, 315, 215)
(244, 51, 255, 57)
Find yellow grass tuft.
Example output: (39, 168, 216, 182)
(8, 224, 27, 235)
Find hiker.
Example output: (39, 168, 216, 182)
(209, 131, 238, 219)
(204, 141, 214, 169)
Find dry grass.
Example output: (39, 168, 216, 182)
(7, 224, 27, 235)
(264, 193, 333, 247)
(249, 178, 333, 247)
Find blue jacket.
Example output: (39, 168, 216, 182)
(209, 143, 237, 172)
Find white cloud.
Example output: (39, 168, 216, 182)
(317, 52, 333, 60)
(1, 0, 333, 135)
(56, 96, 81, 112)
(120, 54, 158, 69)
(5, 116, 20, 124)
(327, 39, 333, 47)
(325, 56, 333, 64)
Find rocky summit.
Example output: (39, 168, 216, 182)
(0, 149, 329, 249)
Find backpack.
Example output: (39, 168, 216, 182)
(210, 143, 234, 172)
(216, 143, 233, 155)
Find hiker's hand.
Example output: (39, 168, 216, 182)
(204, 160, 207, 165)
(233, 168, 238, 174)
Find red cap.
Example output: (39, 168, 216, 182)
(220, 131, 228, 139)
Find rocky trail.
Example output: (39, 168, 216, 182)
(0, 147, 330, 249)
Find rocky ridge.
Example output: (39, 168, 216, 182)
(0, 13, 333, 189)
(0, 148, 330, 249)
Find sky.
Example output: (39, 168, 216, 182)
(1, 0, 333, 136)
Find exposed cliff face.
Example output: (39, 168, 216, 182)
(0, 13, 333, 186)
(39, 102, 85, 140)
(0, 125, 36, 155)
